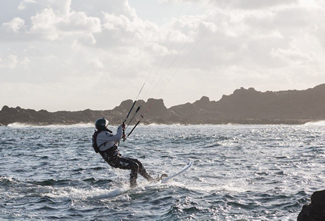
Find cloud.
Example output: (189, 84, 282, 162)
(77, 33, 97, 45)
(29, 4, 101, 41)
(29, 8, 61, 40)
(270, 39, 316, 65)
(1, 0, 325, 111)
(8, 54, 18, 69)
(0, 54, 18, 69)
(59, 12, 101, 33)
(71, 0, 137, 20)
(158, 0, 298, 9)
(229, 0, 298, 9)
(21, 57, 31, 68)
(158, 0, 212, 5)
(90, 58, 104, 69)
(2, 17, 25, 32)
(18, 0, 36, 10)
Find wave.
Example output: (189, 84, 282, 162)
(304, 121, 325, 126)
(7, 122, 93, 128)
(0, 176, 16, 186)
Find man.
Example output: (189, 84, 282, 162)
(92, 118, 157, 188)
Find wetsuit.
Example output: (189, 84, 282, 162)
(95, 125, 154, 187)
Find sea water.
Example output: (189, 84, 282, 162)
(1, 123, 325, 220)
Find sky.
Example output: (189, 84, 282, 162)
(1, 0, 325, 111)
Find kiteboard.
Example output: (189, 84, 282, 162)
(160, 161, 193, 183)
(87, 161, 193, 200)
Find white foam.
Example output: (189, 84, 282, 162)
(304, 121, 325, 126)
(41, 185, 131, 201)
(7, 122, 93, 128)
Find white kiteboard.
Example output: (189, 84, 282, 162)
(160, 161, 193, 183)
(88, 161, 193, 200)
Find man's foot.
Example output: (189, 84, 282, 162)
(155, 174, 168, 182)
(130, 178, 137, 188)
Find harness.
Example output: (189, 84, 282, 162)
(92, 130, 103, 153)
(92, 130, 119, 159)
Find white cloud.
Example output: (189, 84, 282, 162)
(229, 0, 298, 9)
(29, 1, 101, 41)
(2, 17, 25, 32)
(21, 57, 31, 68)
(158, 0, 211, 5)
(90, 58, 104, 69)
(76, 33, 97, 45)
(101, 12, 163, 43)
(1, 0, 325, 111)
(18, 0, 36, 10)
(8, 54, 18, 69)
(0, 54, 18, 69)
(46, 0, 71, 15)
(71, 0, 137, 20)
(29, 8, 62, 40)
(270, 37, 317, 65)
(159, 0, 298, 9)
(59, 12, 101, 33)
(271, 47, 314, 64)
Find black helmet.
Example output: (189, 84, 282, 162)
(95, 118, 109, 131)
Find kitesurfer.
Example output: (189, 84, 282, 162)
(92, 118, 155, 188)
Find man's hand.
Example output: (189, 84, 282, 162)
(122, 122, 126, 140)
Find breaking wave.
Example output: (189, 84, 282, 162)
(7, 122, 93, 128)
(304, 120, 325, 126)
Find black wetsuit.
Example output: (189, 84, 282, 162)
(95, 127, 153, 187)
(99, 147, 153, 187)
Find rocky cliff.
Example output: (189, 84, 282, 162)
(298, 190, 325, 221)
(1, 84, 325, 126)
(169, 84, 325, 124)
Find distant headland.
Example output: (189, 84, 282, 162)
(1, 84, 325, 126)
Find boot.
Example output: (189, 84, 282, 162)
(130, 177, 137, 188)
(130, 171, 137, 188)
(139, 168, 154, 182)
(155, 174, 168, 182)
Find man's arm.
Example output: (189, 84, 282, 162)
(104, 125, 124, 142)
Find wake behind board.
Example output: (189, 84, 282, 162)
(88, 162, 193, 200)
(86, 187, 132, 200)
(161, 161, 193, 183)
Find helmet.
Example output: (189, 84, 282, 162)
(95, 118, 109, 131)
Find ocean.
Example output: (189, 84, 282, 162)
(1, 123, 325, 220)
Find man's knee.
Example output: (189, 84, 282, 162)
(130, 161, 139, 173)
(132, 159, 144, 169)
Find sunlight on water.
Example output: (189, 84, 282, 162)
(7, 122, 93, 128)
(304, 120, 325, 126)
(1, 124, 325, 220)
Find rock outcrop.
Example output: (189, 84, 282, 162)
(213, 84, 325, 124)
(1, 84, 325, 126)
(298, 190, 325, 221)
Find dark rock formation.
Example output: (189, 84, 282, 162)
(298, 190, 325, 221)
(213, 84, 325, 123)
(1, 84, 325, 126)
(0, 99, 174, 126)
(170, 96, 223, 124)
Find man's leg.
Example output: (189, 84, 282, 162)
(108, 157, 140, 188)
(126, 158, 154, 182)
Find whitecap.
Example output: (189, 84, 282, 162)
(7, 122, 93, 128)
(304, 121, 325, 126)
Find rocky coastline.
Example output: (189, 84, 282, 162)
(298, 190, 325, 221)
(1, 84, 325, 126)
